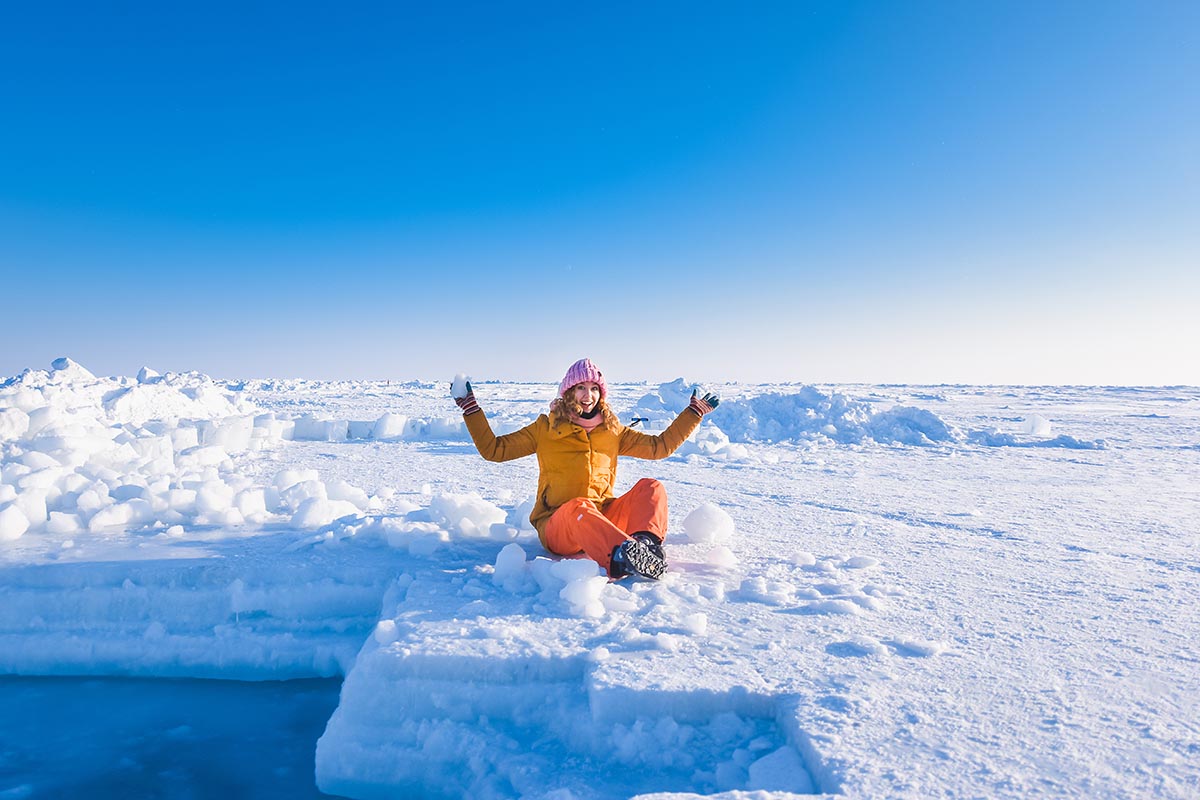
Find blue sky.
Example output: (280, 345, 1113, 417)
(2, 1, 1197, 384)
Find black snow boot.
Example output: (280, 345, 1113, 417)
(630, 531, 666, 563)
(609, 538, 667, 580)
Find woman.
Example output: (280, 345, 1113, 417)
(453, 358, 719, 579)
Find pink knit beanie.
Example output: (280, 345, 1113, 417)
(559, 358, 607, 399)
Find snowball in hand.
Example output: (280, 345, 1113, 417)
(451, 373, 471, 399)
(682, 502, 735, 544)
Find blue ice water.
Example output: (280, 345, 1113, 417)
(0, 676, 345, 798)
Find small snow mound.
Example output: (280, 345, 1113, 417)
(886, 637, 950, 657)
(291, 498, 362, 529)
(1022, 414, 1052, 436)
(968, 429, 1105, 450)
(428, 492, 507, 538)
(635, 378, 701, 414)
(801, 599, 862, 615)
(528, 556, 610, 617)
(560, 574, 609, 618)
(738, 577, 794, 605)
(840, 556, 880, 570)
(678, 385, 964, 446)
(493, 542, 529, 592)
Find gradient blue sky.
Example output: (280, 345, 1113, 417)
(2, 1, 1197, 384)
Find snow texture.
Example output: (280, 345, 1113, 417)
(1, 360, 1197, 800)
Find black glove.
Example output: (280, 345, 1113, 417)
(451, 380, 480, 416)
(689, 388, 720, 416)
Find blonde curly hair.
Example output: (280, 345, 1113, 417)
(550, 388, 620, 431)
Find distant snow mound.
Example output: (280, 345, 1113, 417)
(967, 429, 1106, 450)
(702, 387, 961, 446)
(637, 382, 1102, 450)
(635, 378, 700, 413)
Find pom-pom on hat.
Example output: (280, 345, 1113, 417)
(559, 358, 607, 400)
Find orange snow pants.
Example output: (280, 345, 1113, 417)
(543, 478, 667, 575)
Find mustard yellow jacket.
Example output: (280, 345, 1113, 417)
(464, 408, 702, 543)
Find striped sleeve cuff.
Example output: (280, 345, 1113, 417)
(688, 395, 713, 416)
(455, 394, 481, 416)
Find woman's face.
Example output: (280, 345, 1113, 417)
(571, 381, 602, 412)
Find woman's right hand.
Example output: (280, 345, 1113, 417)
(451, 379, 481, 415)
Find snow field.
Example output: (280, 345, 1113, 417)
(4, 362, 1197, 799)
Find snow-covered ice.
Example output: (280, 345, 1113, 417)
(2, 361, 1198, 799)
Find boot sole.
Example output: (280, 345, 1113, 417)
(622, 539, 667, 580)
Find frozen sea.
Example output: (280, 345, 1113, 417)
(1, 360, 1197, 799)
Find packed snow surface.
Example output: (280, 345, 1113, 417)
(2, 361, 1197, 799)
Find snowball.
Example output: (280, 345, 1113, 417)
(493, 543, 528, 590)
(1022, 414, 1053, 436)
(0, 504, 31, 541)
(707, 545, 738, 569)
(451, 373, 471, 399)
(682, 502, 735, 544)
(748, 746, 814, 793)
